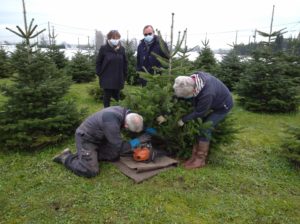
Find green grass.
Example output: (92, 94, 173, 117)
(0, 80, 299, 224)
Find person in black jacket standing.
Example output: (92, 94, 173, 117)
(136, 25, 168, 75)
(173, 72, 233, 169)
(96, 30, 128, 107)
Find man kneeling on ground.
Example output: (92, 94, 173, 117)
(53, 106, 151, 178)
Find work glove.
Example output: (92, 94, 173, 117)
(156, 115, 167, 125)
(178, 119, 184, 127)
(129, 134, 152, 149)
(145, 127, 157, 135)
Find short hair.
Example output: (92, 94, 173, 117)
(107, 30, 121, 39)
(173, 76, 195, 97)
(143, 25, 154, 33)
(125, 113, 144, 132)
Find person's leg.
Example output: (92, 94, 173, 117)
(103, 89, 113, 108)
(111, 89, 120, 102)
(200, 110, 229, 141)
(64, 133, 100, 178)
(185, 110, 229, 169)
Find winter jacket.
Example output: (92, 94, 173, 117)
(96, 43, 128, 89)
(76, 106, 131, 152)
(136, 35, 168, 74)
(182, 72, 233, 122)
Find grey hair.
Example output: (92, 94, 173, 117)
(173, 76, 195, 97)
(125, 113, 144, 132)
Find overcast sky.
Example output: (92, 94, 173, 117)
(0, 0, 299, 49)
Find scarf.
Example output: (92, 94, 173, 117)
(191, 74, 205, 96)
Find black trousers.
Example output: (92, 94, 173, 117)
(103, 89, 120, 108)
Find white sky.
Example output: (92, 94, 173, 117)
(0, 0, 299, 49)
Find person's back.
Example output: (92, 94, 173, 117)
(195, 72, 233, 111)
(77, 106, 127, 142)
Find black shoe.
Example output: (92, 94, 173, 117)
(52, 148, 71, 164)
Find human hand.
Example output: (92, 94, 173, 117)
(178, 119, 184, 127)
(138, 133, 152, 143)
(129, 134, 152, 149)
(156, 115, 167, 125)
(145, 127, 157, 135)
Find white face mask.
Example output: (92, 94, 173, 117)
(109, 39, 120, 46)
(144, 35, 154, 43)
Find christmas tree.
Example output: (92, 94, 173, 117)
(67, 51, 95, 83)
(236, 29, 299, 113)
(1, 0, 84, 150)
(0, 47, 13, 78)
(218, 49, 245, 91)
(282, 124, 300, 167)
(193, 38, 219, 74)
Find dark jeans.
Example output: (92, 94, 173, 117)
(103, 89, 120, 108)
(200, 109, 231, 142)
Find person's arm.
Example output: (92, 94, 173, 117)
(96, 46, 105, 76)
(123, 48, 128, 79)
(136, 44, 142, 71)
(182, 95, 213, 123)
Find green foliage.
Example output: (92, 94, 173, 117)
(123, 39, 139, 85)
(67, 51, 95, 83)
(0, 47, 13, 78)
(217, 49, 245, 91)
(0, 49, 84, 150)
(193, 39, 219, 74)
(47, 45, 68, 69)
(282, 124, 300, 167)
(87, 80, 125, 102)
(10, 43, 29, 73)
(236, 49, 300, 113)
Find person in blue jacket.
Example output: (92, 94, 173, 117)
(136, 25, 168, 75)
(52, 106, 155, 178)
(96, 30, 128, 107)
(173, 71, 233, 169)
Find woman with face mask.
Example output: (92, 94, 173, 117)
(96, 30, 128, 107)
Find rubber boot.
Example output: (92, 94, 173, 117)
(184, 141, 209, 169)
(52, 148, 71, 165)
(183, 144, 198, 167)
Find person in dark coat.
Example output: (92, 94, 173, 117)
(136, 25, 168, 75)
(52, 106, 152, 178)
(173, 71, 233, 169)
(96, 30, 128, 107)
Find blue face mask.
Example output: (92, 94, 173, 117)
(184, 95, 193, 99)
(144, 35, 154, 43)
(109, 39, 120, 46)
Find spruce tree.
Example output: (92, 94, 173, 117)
(0, 47, 12, 78)
(218, 49, 245, 91)
(67, 51, 95, 83)
(1, 0, 84, 150)
(282, 124, 300, 167)
(47, 45, 68, 69)
(236, 29, 300, 113)
(46, 25, 68, 69)
(193, 38, 219, 73)
(123, 38, 138, 85)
